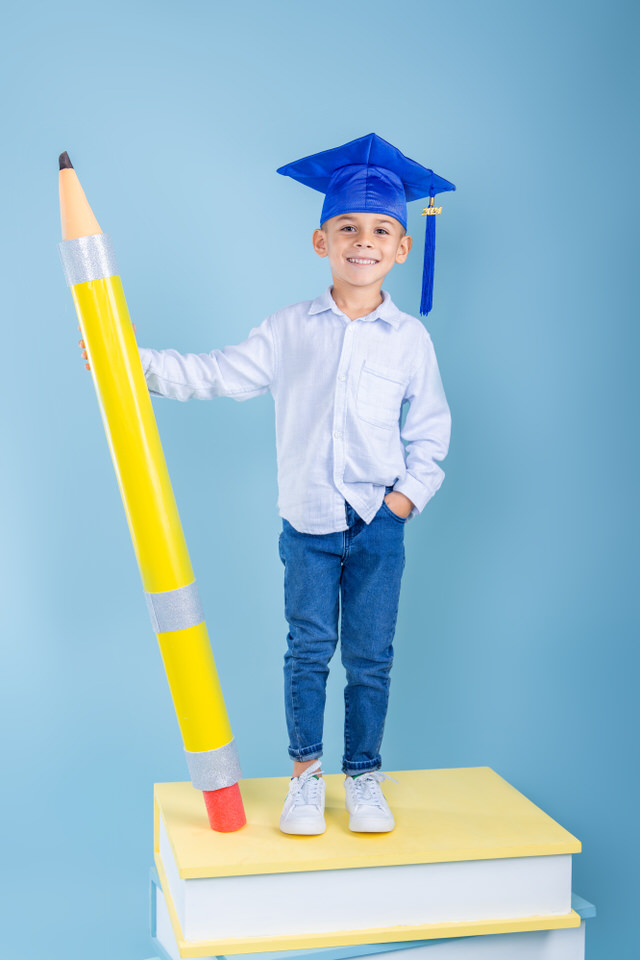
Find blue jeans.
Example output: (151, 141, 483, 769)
(279, 495, 406, 775)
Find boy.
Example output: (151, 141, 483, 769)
(137, 134, 453, 836)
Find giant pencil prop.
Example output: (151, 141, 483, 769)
(58, 153, 246, 832)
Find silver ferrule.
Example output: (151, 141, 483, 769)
(145, 580, 205, 634)
(185, 739, 242, 791)
(58, 233, 118, 286)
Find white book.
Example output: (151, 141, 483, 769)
(153, 767, 582, 956)
(149, 875, 594, 960)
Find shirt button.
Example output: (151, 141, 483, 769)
(338, 374, 346, 382)
(334, 430, 343, 439)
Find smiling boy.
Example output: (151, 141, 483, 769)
(314, 211, 412, 304)
(138, 134, 454, 835)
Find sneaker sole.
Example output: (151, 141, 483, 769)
(279, 821, 326, 836)
(348, 815, 395, 833)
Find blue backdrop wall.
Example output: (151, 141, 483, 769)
(1, 1, 637, 957)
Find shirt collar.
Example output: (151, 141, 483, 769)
(308, 287, 402, 328)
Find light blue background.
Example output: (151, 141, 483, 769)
(0, 1, 637, 957)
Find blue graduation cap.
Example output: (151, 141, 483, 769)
(277, 133, 455, 316)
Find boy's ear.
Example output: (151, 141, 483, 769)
(312, 228, 329, 258)
(395, 233, 413, 264)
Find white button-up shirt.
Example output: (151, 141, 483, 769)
(140, 288, 451, 534)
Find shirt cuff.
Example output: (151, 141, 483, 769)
(393, 473, 440, 518)
(138, 346, 152, 376)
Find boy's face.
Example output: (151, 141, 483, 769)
(312, 212, 412, 291)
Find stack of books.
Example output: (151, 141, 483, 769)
(146, 767, 595, 960)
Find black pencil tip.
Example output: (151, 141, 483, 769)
(59, 151, 73, 170)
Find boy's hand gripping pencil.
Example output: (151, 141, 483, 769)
(58, 153, 246, 832)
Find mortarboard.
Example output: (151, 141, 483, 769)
(277, 133, 455, 316)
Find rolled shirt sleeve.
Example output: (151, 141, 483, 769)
(393, 331, 451, 515)
(139, 316, 277, 402)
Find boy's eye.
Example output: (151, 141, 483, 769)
(375, 228, 389, 235)
(341, 225, 356, 232)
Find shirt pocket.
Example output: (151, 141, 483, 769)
(356, 364, 407, 429)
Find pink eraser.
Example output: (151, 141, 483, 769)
(203, 783, 247, 832)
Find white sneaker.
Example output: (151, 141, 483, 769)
(344, 772, 396, 832)
(279, 759, 326, 835)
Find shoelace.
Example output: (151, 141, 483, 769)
(350, 771, 397, 807)
(290, 759, 324, 806)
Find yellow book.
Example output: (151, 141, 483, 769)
(154, 767, 581, 957)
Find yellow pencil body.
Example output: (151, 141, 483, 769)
(71, 275, 233, 753)
(72, 277, 190, 593)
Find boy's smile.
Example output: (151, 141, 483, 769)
(312, 212, 412, 297)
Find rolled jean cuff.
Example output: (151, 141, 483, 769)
(342, 756, 382, 776)
(288, 742, 323, 763)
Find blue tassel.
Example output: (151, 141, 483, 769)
(420, 207, 436, 316)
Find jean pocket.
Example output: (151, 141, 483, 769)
(381, 499, 407, 523)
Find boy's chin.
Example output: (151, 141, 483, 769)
(332, 266, 393, 287)
(332, 276, 385, 292)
